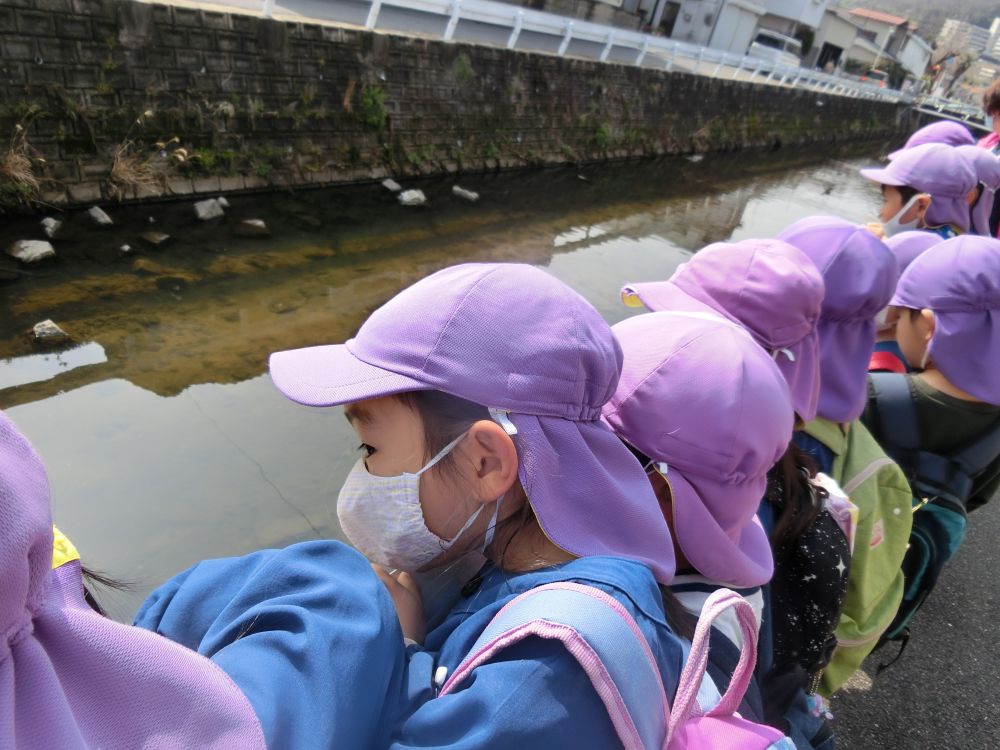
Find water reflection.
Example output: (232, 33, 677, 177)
(0, 145, 888, 618)
(0, 342, 107, 390)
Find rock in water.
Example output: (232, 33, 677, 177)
(41, 217, 63, 238)
(88, 206, 114, 226)
(382, 178, 402, 192)
(32, 319, 70, 344)
(236, 218, 270, 237)
(217, 196, 231, 208)
(141, 231, 171, 246)
(7, 240, 56, 263)
(194, 198, 225, 221)
(452, 185, 479, 202)
(398, 189, 427, 207)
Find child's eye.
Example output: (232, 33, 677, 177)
(358, 443, 376, 458)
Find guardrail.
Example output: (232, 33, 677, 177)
(259, 0, 915, 105)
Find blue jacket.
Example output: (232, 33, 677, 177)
(135, 541, 686, 749)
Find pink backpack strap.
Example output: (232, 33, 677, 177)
(668, 589, 758, 734)
(440, 582, 669, 750)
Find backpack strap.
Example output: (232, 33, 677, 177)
(948, 419, 1000, 482)
(669, 589, 759, 735)
(439, 582, 669, 750)
(867, 372, 921, 455)
(869, 350, 907, 374)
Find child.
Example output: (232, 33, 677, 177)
(0, 410, 266, 749)
(870, 231, 944, 374)
(620, 240, 847, 746)
(138, 263, 762, 748)
(777, 216, 913, 696)
(888, 120, 973, 159)
(954, 144, 1000, 236)
(861, 143, 978, 239)
(862, 236, 1000, 643)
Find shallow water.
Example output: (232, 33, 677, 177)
(1, 144, 889, 618)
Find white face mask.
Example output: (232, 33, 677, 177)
(874, 307, 891, 332)
(337, 432, 501, 571)
(882, 193, 926, 237)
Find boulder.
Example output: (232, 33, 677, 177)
(217, 196, 230, 208)
(398, 189, 427, 207)
(194, 198, 225, 221)
(452, 185, 479, 202)
(32, 319, 70, 344)
(40, 217, 63, 238)
(119, 244, 133, 255)
(88, 206, 114, 226)
(236, 218, 270, 237)
(7, 240, 55, 263)
(382, 178, 402, 193)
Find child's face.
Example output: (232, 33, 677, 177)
(893, 307, 935, 368)
(879, 185, 923, 224)
(345, 396, 476, 543)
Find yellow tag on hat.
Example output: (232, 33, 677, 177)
(52, 525, 81, 570)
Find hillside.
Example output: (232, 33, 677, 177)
(840, 0, 998, 44)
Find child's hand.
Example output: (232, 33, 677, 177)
(864, 221, 886, 239)
(372, 565, 426, 645)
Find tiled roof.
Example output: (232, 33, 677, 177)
(849, 7, 908, 27)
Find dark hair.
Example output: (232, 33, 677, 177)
(766, 443, 827, 549)
(401, 390, 695, 639)
(983, 78, 1000, 115)
(883, 183, 920, 204)
(80, 565, 130, 617)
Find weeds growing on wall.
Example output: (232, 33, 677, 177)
(108, 110, 160, 200)
(357, 84, 388, 131)
(0, 124, 42, 211)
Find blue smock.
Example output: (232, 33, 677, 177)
(135, 541, 686, 749)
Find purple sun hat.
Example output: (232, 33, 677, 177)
(887, 120, 974, 159)
(603, 312, 794, 588)
(270, 263, 676, 584)
(778, 217, 897, 423)
(0, 410, 266, 749)
(861, 143, 978, 233)
(619, 238, 825, 421)
(955, 145, 1000, 235)
(892, 235, 1000, 404)
(884, 231, 944, 278)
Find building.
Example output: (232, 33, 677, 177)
(937, 18, 991, 56)
(664, 0, 765, 54)
(753, 0, 832, 38)
(807, 8, 859, 70)
(986, 18, 1000, 58)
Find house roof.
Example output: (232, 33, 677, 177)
(849, 7, 908, 27)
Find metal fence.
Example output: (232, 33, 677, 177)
(260, 0, 915, 105)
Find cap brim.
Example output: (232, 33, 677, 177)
(666, 470, 773, 588)
(859, 166, 908, 186)
(269, 344, 431, 407)
(886, 148, 904, 161)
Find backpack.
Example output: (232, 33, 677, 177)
(867, 372, 1000, 650)
(794, 419, 912, 695)
(439, 582, 794, 750)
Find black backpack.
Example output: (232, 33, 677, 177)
(867, 372, 1000, 655)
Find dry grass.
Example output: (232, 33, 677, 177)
(0, 125, 41, 197)
(108, 142, 159, 201)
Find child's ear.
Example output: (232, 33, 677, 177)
(967, 186, 982, 207)
(921, 309, 936, 343)
(916, 194, 932, 218)
(464, 420, 519, 504)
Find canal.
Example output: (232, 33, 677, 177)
(4, 142, 995, 747)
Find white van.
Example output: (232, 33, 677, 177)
(747, 29, 803, 68)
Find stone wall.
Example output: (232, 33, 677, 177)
(0, 0, 913, 211)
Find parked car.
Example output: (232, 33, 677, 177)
(861, 69, 889, 88)
(747, 29, 803, 68)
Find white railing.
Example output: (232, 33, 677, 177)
(260, 0, 914, 104)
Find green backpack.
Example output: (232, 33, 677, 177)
(799, 417, 913, 696)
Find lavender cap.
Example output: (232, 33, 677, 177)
(604, 312, 793, 588)
(861, 143, 978, 233)
(884, 231, 944, 278)
(892, 235, 1000, 404)
(620, 239, 825, 421)
(0, 410, 266, 749)
(778, 217, 898, 423)
(955, 145, 1000, 235)
(887, 120, 974, 159)
(270, 263, 676, 584)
